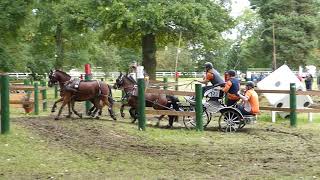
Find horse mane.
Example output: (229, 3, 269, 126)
(55, 69, 71, 78)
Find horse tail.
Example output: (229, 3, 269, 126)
(107, 84, 114, 105)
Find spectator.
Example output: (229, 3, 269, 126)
(305, 74, 313, 91)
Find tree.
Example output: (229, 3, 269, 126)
(98, 0, 234, 79)
(27, 0, 101, 72)
(0, 0, 32, 72)
(250, 0, 320, 69)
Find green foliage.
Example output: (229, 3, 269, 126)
(98, 0, 234, 78)
(249, 0, 320, 68)
(0, 0, 32, 72)
(157, 44, 196, 72)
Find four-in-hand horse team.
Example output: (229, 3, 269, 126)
(49, 61, 259, 132)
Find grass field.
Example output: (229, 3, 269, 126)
(1, 78, 320, 179)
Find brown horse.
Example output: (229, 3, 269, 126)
(48, 70, 116, 120)
(113, 73, 179, 127)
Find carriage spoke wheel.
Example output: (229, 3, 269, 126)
(218, 110, 241, 133)
(183, 107, 210, 130)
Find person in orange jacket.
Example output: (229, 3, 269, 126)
(237, 81, 260, 115)
(222, 70, 240, 106)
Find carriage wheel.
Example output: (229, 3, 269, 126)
(218, 110, 241, 132)
(183, 107, 211, 130)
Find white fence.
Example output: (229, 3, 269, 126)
(8, 71, 206, 80)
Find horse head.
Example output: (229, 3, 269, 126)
(48, 69, 71, 87)
(113, 72, 137, 90)
(48, 70, 57, 87)
(113, 72, 124, 89)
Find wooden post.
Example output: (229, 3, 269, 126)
(137, 66, 146, 131)
(195, 84, 203, 131)
(1, 74, 10, 134)
(290, 83, 297, 127)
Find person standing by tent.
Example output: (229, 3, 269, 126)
(305, 73, 313, 91)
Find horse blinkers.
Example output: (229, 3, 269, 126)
(48, 71, 57, 87)
(114, 74, 124, 89)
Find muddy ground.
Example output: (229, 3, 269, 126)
(3, 111, 320, 179)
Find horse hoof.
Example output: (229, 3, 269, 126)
(165, 125, 173, 129)
(95, 116, 100, 120)
(79, 114, 83, 119)
(54, 117, 60, 120)
(51, 110, 55, 113)
(66, 115, 71, 118)
(131, 120, 136, 123)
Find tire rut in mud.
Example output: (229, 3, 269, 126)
(13, 116, 180, 158)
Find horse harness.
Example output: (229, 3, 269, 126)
(64, 78, 102, 98)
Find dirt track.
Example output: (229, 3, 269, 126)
(11, 116, 320, 179)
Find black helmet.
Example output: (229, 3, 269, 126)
(228, 70, 236, 77)
(204, 62, 213, 69)
(246, 81, 255, 88)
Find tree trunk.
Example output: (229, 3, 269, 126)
(55, 23, 64, 69)
(142, 34, 156, 80)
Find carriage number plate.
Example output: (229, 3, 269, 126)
(205, 89, 220, 98)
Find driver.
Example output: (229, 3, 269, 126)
(195, 62, 225, 96)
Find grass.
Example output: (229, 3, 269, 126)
(2, 114, 320, 179)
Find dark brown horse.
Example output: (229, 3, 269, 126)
(48, 70, 116, 120)
(113, 73, 179, 127)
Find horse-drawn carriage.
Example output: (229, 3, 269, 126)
(181, 85, 257, 132)
(49, 70, 256, 132)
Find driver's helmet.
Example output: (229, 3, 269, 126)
(227, 70, 236, 77)
(204, 62, 213, 70)
(130, 61, 137, 68)
(246, 81, 255, 89)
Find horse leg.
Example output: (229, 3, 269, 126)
(129, 108, 138, 123)
(155, 115, 165, 127)
(108, 96, 117, 121)
(167, 116, 174, 129)
(101, 95, 116, 121)
(55, 97, 70, 120)
(120, 104, 126, 117)
(66, 102, 72, 118)
(87, 104, 96, 116)
(71, 100, 82, 119)
(91, 99, 100, 119)
(51, 98, 63, 113)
